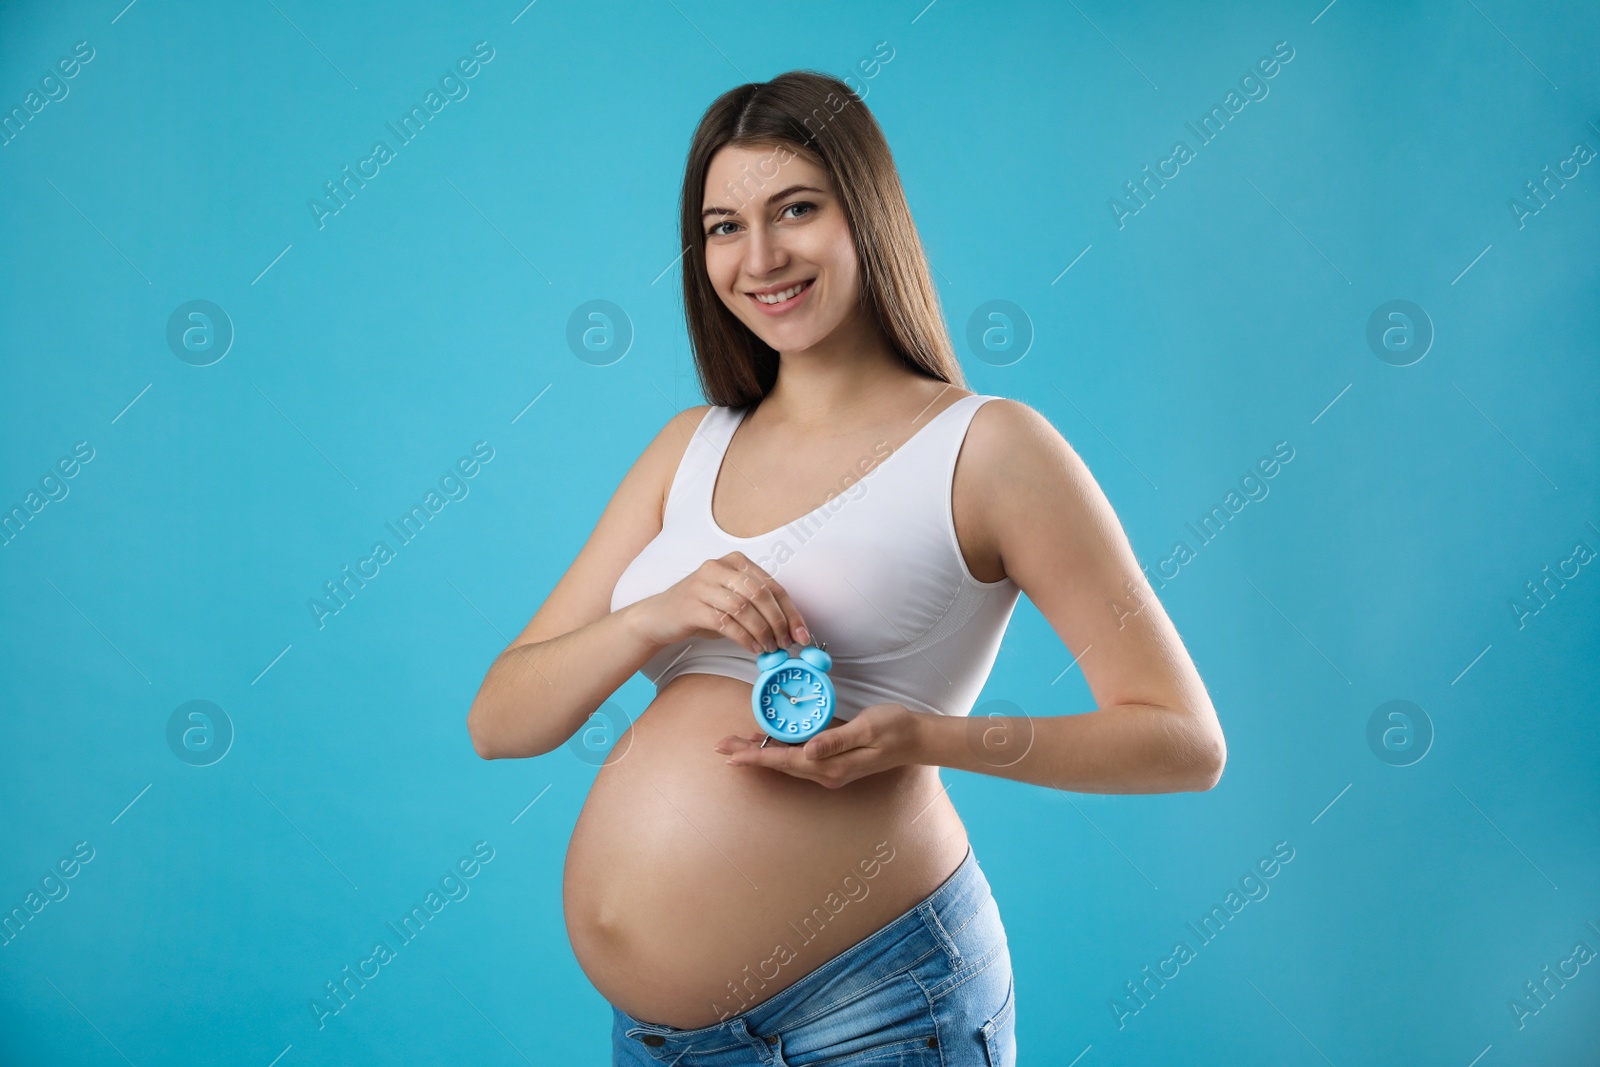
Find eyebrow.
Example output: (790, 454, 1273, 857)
(701, 184, 825, 219)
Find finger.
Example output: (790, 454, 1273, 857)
(725, 552, 809, 646)
(691, 560, 765, 652)
(766, 581, 809, 645)
(804, 722, 868, 761)
(722, 557, 791, 652)
(733, 742, 877, 789)
(803, 746, 880, 788)
(706, 568, 779, 653)
(725, 742, 822, 781)
(701, 583, 766, 653)
(724, 731, 797, 755)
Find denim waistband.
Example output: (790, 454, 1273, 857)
(613, 843, 993, 1050)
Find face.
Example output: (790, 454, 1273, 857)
(700, 143, 864, 355)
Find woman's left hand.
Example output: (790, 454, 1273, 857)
(714, 703, 924, 788)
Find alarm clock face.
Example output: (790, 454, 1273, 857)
(756, 662, 833, 738)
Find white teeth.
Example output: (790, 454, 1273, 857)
(753, 280, 810, 304)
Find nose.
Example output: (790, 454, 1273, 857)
(742, 221, 788, 280)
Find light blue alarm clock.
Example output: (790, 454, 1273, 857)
(751, 642, 835, 743)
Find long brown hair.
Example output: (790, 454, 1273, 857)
(679, 70, 966, 409)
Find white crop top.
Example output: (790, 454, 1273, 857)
(608, 392, 1021, 721)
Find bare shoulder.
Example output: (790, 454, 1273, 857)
(652, 402, 715, 447)
(960, 396, 1219, 757)
(950, 398, 1079, 583)
(956, 397, 1111, 574)
(665, 402, 716, 434)
(963, 397, 1084, 491)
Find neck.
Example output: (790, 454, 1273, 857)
(760, 313, 930, 430)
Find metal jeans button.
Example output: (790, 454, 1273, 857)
(764, 1035, 777, 1045)
(640, 1034, 666, 1046)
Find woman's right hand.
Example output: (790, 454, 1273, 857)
(628, 551, 809, 655)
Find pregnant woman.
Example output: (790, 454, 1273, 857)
(467, 71, 1225, 1065)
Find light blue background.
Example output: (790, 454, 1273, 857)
(3, 0, 1598, 1063)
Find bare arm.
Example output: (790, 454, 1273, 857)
(946, 399, 1226, 793)
(912, 698, 1220, 794)
(467, 602, 666, 760)
(467, 405, 811, 760)
(716, 399, 1225, 794)
(465, 407, 697, 760)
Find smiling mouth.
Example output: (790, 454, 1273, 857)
(748, 279, 815, 306)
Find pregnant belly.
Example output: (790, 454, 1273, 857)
(562, 673, 970, 1030)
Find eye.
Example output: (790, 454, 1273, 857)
(705, 202, 815, 237)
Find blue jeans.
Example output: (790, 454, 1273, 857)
(611, 844, 1015, 1066)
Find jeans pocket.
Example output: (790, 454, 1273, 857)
(979, 973, 1016, 1067)
(779, 972, 942, 1067)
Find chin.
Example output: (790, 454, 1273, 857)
(755, 328, 827, 355)
(751, 310, 847, 352)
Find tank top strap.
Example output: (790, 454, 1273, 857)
(891, 391, 1000, 527)
(662, 405, 743, 523)
(668, 394, 994, 527)
(941, 393, 999, 437)
(907, 393, 1000, 476)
